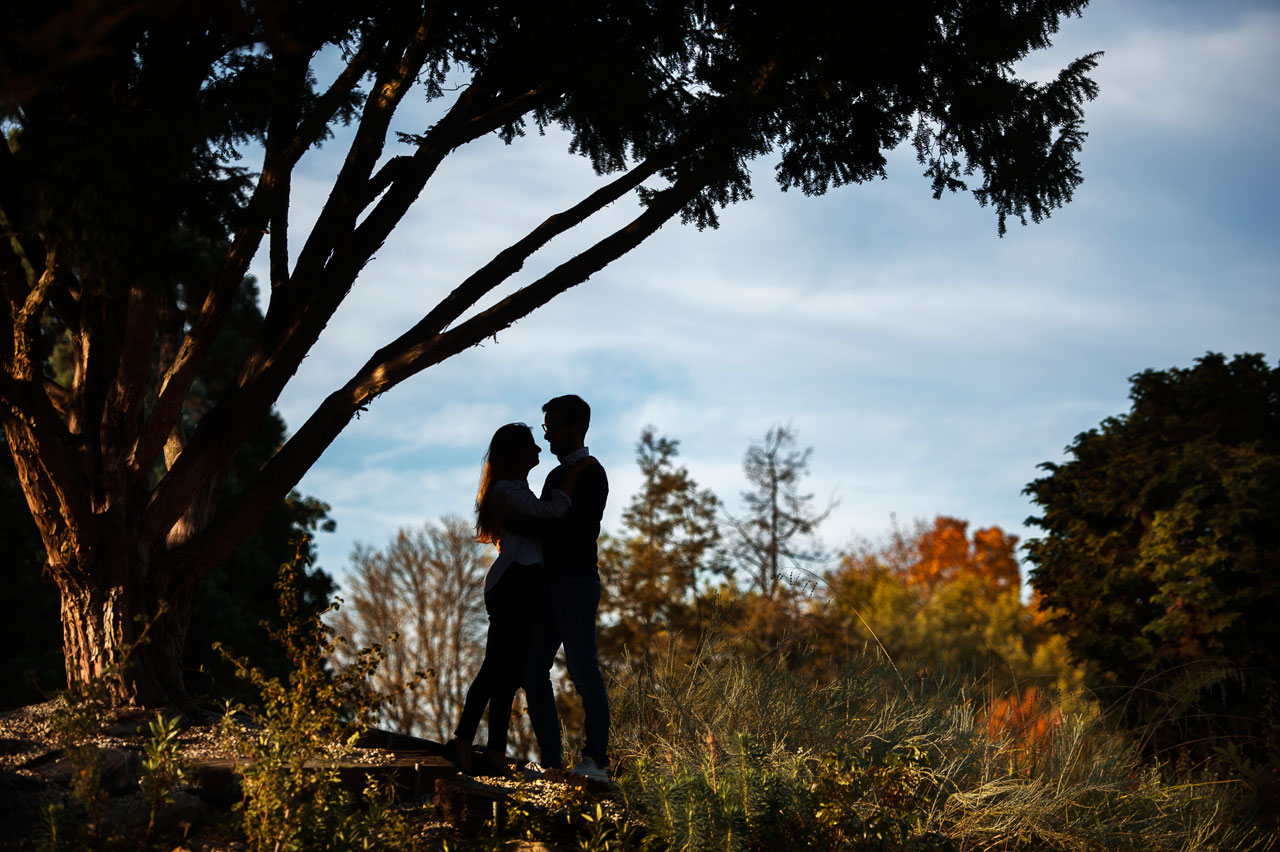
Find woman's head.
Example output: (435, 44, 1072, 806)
(475, 423, 539, 543)
(484, 422, 540, 479)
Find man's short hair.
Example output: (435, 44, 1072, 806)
(543, 394, 591, 428)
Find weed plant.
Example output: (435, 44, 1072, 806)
(608, 610, 1277, 852)
(139, 713, 192, 841)
(216, 539, 422, 852)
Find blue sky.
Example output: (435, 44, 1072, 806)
(250, 0, 1280, 589)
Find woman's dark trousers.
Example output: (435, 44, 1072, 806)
(453, 562, 538, 753)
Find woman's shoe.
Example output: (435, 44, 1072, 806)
(442, 737, 474, 774)
(475, 748, 517, 779)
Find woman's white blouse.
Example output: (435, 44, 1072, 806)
(484, 479, 571, 592)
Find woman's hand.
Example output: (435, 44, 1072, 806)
(561, 455, 599, 494)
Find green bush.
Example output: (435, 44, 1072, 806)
(216, 539, 421, 852)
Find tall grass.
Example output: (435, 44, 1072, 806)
(607, 616, 1274, 852)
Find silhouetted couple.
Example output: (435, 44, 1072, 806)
(443, 394, 611, 783)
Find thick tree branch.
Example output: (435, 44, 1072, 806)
(75, 295, 122, 509)
(269, 169, 291, 291)
(0, 380, 93, 576)
(130, 37, 332, 476)
(129, 13, 404, 478)
(146, 82, 545, 542)
(241, 82, 550, 403)
(102, 281, 159, 499)
(378, 144, 676, 355)
(286, 9, 442, 297)
(43, 377, 71, 417)
(282, 42, 379, 165)
(171, 164, 711, 580)
(345, 83, 550, 272)
(141, 12, 445, 542)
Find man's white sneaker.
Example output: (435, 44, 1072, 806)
(569, 756, 610, 783)
(521, 762, 547, 781)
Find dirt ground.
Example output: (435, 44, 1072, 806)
(0, 700, 597, 851)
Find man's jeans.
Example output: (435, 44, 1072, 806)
(523, 574, 609, 769)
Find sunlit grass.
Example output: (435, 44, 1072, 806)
(607, 617, 1274, 852)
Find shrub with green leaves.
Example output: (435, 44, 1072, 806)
(217, 540, 420, 852)
(498, 784, 651, 852)
(139, 712, 193, 839)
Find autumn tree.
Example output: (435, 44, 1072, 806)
(329, 516, 490, 742)
(810, 516, 1084, 701)
(599, 427, 725, 662)
(904, 516, 1021, 598)
(727, 425, 834, 599)
(1, 0, 1099, 705)
(1025, 352, 1280, 757)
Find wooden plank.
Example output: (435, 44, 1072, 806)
(187, 753, 460, 805)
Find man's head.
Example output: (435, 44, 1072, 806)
(541, 394, 590, 457)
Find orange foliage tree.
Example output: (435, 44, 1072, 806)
(809, 516, 1086, 703)
(906, 516, 1020, 598)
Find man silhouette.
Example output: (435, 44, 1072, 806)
(516, 394, 610, 781)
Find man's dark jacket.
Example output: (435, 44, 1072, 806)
(508, 460, 608, 577)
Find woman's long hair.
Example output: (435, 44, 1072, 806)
(475, 423, 535, 545)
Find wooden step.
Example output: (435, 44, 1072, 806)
(188, 752, 458, 805)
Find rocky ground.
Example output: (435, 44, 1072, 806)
(0, 701, 609, 851)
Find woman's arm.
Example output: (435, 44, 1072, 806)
(497, 479, 571, 520)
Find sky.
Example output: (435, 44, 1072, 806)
(248, 0, 1280, 591)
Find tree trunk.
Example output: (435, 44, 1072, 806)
(57, 564, 193, 708)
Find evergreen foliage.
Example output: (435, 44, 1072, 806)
(600, 428, 726, 662)
(1025, 352, 1280, 765)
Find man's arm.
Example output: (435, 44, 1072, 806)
(505, 466, 606, 540)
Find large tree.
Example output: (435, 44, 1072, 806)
(1024, 352, 1280, 756)
(0, 0, 1099, 706)
(0, 275, 338, 709)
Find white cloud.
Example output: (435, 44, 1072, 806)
(1018, 7, 1280, 136)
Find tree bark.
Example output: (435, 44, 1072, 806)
(55, 548, 194, 708)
